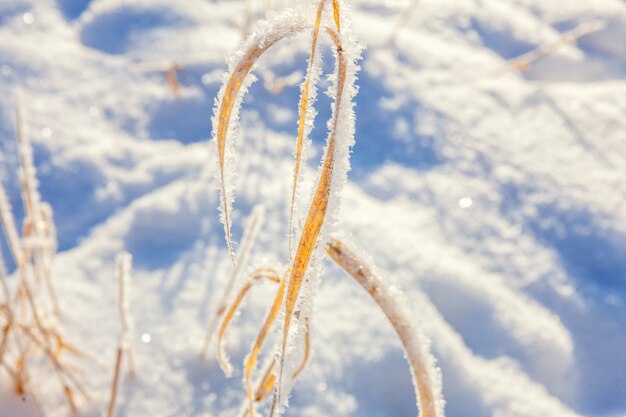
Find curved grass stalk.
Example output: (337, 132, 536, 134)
(213, 13, 308, 261)
(326, 238, 444, 417)
(217, 270, 281, 376)
(243, 278, 286, 417)
(235, 312, 310, 417)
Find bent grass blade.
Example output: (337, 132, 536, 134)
(216, 270, 281, 376)
(326, 238, 444, 417)
(213, 16, 308, 262)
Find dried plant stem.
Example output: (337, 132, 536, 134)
(505, 20, 605, 72)
(15, 99, 61, 317)
(201, 206, 264, 360)
(387, 0, 420, 44)
(165, 63, 183, 96)
(235, 316, 310, 417)
(243, 278, 285, 417)
(0, 184, 23, 267)
(288, 0, 326, 260)
(214, 16, 307, 261)
(116, 253, 135, 377)
(216, 270, 281, 375)
(326, 238, 443, 417)
(105, 347, 123, 417)
(235, 356, 276, 417)
(273, 21, 347, 415)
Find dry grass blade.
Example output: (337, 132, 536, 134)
(387, 0, 420, 44)
(105, 347, 123, 417)
(213, 16, 308, 262)
(254, 358, 276, 402)
(505, 19, 605, 72)
(14, 98, 61, 316)
(326, 238, 443, 417)
(14, 99, 41, 226)
(165, 63, 182, 96)
(331, 0, 341, 32)
(273, 24, 348, 415)
(217, 270, 281, 376)
(116, 252, 135, 377)
(288, 0, 326, 260)
(0, 183, 23, 266)
(105, 252, 134, 417)
(243, 278, 286, 417)
(235, 356, 276, 417)
(236, 314, 309, 417)
(0, 250, 13, 365)
(201, 206, 264, 361)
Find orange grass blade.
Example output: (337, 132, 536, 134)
(255, 364, 276, 402)
(288, 0, 326, 260)
(213, 16, 308, 262)
(273, 25, 348, 415)
(331, 0, 341, 32)
(243, 279, 286, 417)
(326, 238, 444, 417)
(217, 271, 281, 376)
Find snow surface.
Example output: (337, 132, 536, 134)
(1, 0, 625, 416)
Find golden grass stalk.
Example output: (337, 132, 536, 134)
(326, 238, 443, 417)
(216, 269, 281, 376)
(213, 14, 308, 261)
(234, 355, 276, 417)
(104, 347, 123, 417)
(234, 312, 310, 417)
(201, 206, 264, 360)
(288, 0, 326, 260)
(242, 277, 286, 417)
(505, 20, 605, 72)
(272, 19, 348, 417)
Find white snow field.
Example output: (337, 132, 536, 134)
(1, 0, 625, 416)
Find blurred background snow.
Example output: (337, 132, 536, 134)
(0, 0, 625, 416)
